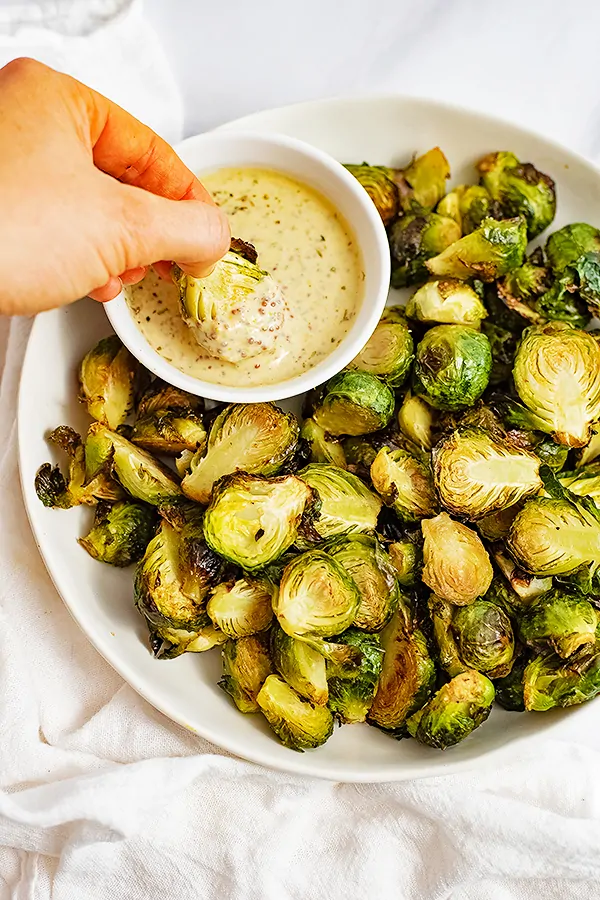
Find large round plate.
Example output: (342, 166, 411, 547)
(19, 96, 598, 781)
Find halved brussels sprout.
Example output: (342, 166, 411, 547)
(397, 391, 436, 452)
(367, 612, 436, 733)
(491, 547, 553, 604)
(78, 500, 156, 567)
(477, 151, 556, 238)
(451, 600, 515, 678)
(390, 213, 461, 288)
(219, 634, 273, 713)
(182, 403, 299, 504)
(396, 147, 451, 213)
(330, 536, 400, 632)
(298, 464, 382, 542)
(426, 217, 527, 281)
(388, 540, 422, 587)
(327, 629, 384, 724)
(311, 371, 395, 437)
(149, 623, 227, 660)
(437, 184, 498, 234)
(523, 644, 600, 711)
(559, 462, 600, 505)
(271, 626, 328, 705)
(432, 427, 542, 520)
(300, 419, 347, 469)
(203, 473, 312, 572)
(85, 424, 182, 506)
(78, 335, 141, 430)
(513, 323, 600, 447)
(370, 447, 438, 522)
(257, 674, 334, 751)
(344, 164, 400, 225)
(406, 279, 488, 327)
(428, 594, 465, 677)
(130, 410, 207, 456)
(518, 589, 598, 658)
(412, 325, 492, 411)
(500, 256, 550, 304)
(545, 223, 600, 273)
(207, 576, 275, 638)
(275, 550, 360, 643)
(494, 656, 527, 712)
(175, 241, 286, 363)
(35, 425, 124, 509)
(421, 512, 493, 605)
(477, 504, 523, 542)
(406, 670, 495, 749)
(137, 379, 203, 416)
(347, 310, 414, 387)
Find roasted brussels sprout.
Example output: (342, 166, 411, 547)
(451, 600, 515, 678)
(389, 213, 461, 288)
(494, 656, 527, 711)
(219, 634, 273, 713)
(271, 627, 328, 705)
(406, 670, 495, 749)
(347, 310, 414, 387)
(298, 464, 382, 542)
(207, 576, 275, 638)
(421, 513, 493, 605)
(518, 589, 598, 658)
(438, 184, 498, 234)
(523, 644, 600, 711)
(181, 403, 299, 504)
(344, 164, 400, 225)
(388, 540, 422, 587)
(396, 147, 451, 213)
(203, 473, 312, 572)
(330, 536, 400, 632)
(136, 379, 203, 416)
(311, 371, 395, 437)
(370, 447, 438, 522)
(513, 323, 600, 447)
(130, 410, 207, 456)
(406, 279, 488, 327)
(78, 335, 141, 430)
(174, 241, 286, 363)
(257, 674, 334, 751)
(300, 419, 346, 468)
(426, 217, 527, 282)
(412, 325, 492, 411)
(275, 551, 360, 645)
(432, 427, 542, 520)
(477, 504, 523, 542)
(479, 322, 518, 388)
(491, 547, 553, 604)
(78, 500, 156, 567)
(428, 594, 465, 677)
(477, 151, 556, 239)
(500, 256, 550, 305)
(559, 462, 600, 505)
(397, 391, 436, 452)
(545, 223, 600, 273)
(367, 611, 436, 733)
(327, 629, 384, 723)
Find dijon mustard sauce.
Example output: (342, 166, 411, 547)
(126, 167, 364, 387)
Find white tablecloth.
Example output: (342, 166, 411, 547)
(2, 1, 600, 897)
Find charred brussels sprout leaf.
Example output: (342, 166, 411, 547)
(494, 657, 527, 712)
(257, 674, 334, 751)
(311, 371, 395, 436)
(426, 216, 527, 282)
(452, 600, 515, 678)
(137, 379, 203, 416)
(432, 427, 542, 520)
(491, 547, 553, 605)
(330, 536, 400, 632)
(406, 279, 488, 327)
(397, 391, 436, 452)
(388, 540, 422, 587)
(412, 325, 492, 411)
(422, 513, 493, 605)
(513, 323, 600, 447)
(518, 589, 598, 659)
(78, 335, 141, 430)
(78, 500, 156, 567)
(524, 645, 600, 711)
(390, 213, 461, 288)
(182, 403, 299, 504)
(300, 419, 347, 468)
(347, 310, 414, 387)
(130, 410, 207, 456)
(477, 151, 556, 239)
(207, 577, 275, 638)
(219, 634, 273, 714)
(203, 473, 311, 571)
(327, 629, 384, 724)
(344, 163, 399, 225)
(370, 447, 438, 522)
(271, 626, 328, 705)
(174, 245, 285, 363)
(396, 147, 451, 213)
(438, 184, 498, 235)
(406, 670, 495, 749)
(298, 464, 382, 542)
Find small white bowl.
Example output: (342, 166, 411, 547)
(104, 130, 390, 403)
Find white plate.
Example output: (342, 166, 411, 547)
(18, 95, 598, 782)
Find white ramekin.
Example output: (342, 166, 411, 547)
(104, 130, 390, 403)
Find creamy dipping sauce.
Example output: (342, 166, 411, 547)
(126, 167, 364, 387)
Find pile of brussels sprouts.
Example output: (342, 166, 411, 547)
(35, 145, 600, 754)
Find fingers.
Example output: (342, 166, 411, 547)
(88, 277, 122, 302)
(120, 266, 147, 285)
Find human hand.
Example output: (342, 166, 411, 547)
(0, 58, 230, 316)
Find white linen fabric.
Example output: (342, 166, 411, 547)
(2, 1, 600, 897)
